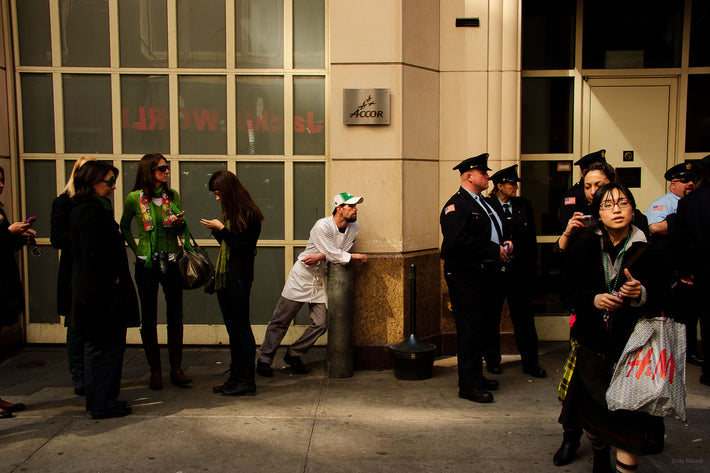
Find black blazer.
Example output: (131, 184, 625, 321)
(487, 195, 537, 273)
(70, 197, 139, 342)
(50, 192, 74, 317)
(440, 187, 499, 269)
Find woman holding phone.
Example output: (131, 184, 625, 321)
(120, 153, 191, 390)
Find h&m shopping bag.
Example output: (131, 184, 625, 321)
(606, 317, 687, 422)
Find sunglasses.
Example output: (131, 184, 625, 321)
(101, 176, 116, 187)
(153, 165, 170, 173)
(673, 177, 693, 184)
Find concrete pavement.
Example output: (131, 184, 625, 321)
(1, 343, 708, 472)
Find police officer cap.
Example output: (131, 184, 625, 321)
(453, 153, 491, 174)
(491, 164, 521, 185)
(574, 149, 606, 171)
(664, 162, 695, 181)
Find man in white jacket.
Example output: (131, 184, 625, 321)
(257, 192, 368, 376)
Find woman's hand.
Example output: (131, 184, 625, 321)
(593, 293, 623, 311)
(618, 269, 642, 300)
(200, 218, 224, 231)
(565, 212, 589, 236)
(167, 214, 184, 225)
(8, 222, 31, 235)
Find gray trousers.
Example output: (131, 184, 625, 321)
(257, 296, 327, 364)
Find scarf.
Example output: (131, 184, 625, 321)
(95, 194, 112, 212)
(214, 220, 231, 291)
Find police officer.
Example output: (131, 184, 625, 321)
(440, 153, 513, 403)
(558, 150, 606, 232)
(486, 165, 546, 378)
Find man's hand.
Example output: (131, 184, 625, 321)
(352, 253, 368, 263)
(302, 253, 325, 265)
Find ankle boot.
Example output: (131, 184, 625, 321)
(592, 443, 613, 473)
(168, 326, 192, 386)
(221, 364, 256, 396)
(141, 327, 163, 390)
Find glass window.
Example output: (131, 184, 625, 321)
(686, 75, 710, 153)
(59, 0, 110, 67)
(28, 246, 60, 323)
(121, 161, 139, 201)
(236, 0, 284, 69)
(689, 0, 710, 67)
(293, 77, 325, 155)
(534, 243, 567, 317)
(121, 75, 170, 154)
(177, 0, 226, 68)
(17, 0, 52, 66)
(236, 162, 284, 240)
(119, 0, 168, 68)
(291, 246, 310, 324)
(63, 74, 113, 153)
(178, 161, 227, 239)
(521, 0, 575, 70)
(521, 77, 573, 154)
(293, 0, 324, 69)
(582, 0, 684, 69)
(236, 76, 284, 155)
(293, 163, 324, 240)
(183, 246, 223, 324)
(178, 76, 227, 155)
(20, 74, 55, 153)
(24, 160, 57, 238)
(521, 161, 573, 236)
(251, 247, 285, 324)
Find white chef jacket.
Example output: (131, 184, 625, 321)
(281, 216, 359, 304)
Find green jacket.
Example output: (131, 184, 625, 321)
(120, 188, 186, 257)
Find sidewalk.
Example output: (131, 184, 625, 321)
(1, 343, 707, 472)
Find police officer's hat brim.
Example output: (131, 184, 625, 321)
(574, 149, 606, 170)
(453, 153, 490, 173)
(491, 164, 521, 184)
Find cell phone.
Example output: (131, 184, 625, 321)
(581, 215, 593, 226)
(174, 211, 185, 218)
(25, 216, 37, 224)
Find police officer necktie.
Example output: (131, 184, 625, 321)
(479, 197, 504, 244)
(503, 203, 512, 219)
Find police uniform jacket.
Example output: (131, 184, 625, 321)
(558, 184, 588, 232)
(440, 187, 499, 269)
(675, 185, 710, 278)
(487, 195, 537, 274)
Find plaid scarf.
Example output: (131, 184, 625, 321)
(558, 338, 579, 404)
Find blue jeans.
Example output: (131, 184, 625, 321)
(135, 259, 183, 328)
(216, 280, 255, 369)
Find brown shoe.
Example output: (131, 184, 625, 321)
(170, 369, 192, 386)
(149, 369, 163, 390)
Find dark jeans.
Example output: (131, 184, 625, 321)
(217, 280, 256, 370)
(66, 326, 86, 390)
(445, 264, 504, 390)
(84, 330, 126, 415)
(135, 259, 183, 328)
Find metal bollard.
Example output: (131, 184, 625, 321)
(326, 262, 354, 378)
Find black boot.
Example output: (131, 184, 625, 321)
(168, 327, 192, 386)
(140, 327, 163, 390)
(221, 364, 256, 396)
(592, 442, 612, 473)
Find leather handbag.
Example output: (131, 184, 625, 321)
(176, 234, 214, 290)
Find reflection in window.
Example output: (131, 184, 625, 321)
(236, 76, 284, 155)
(521, 77, 573, 154)
(236, 162, 284, 240)
(293, 0, 324, 68)
(119, 0, 168, 68)
(178, 162, 226, 240)
(63, 74, 113, 153)
(178, 0, 226, 68)
(521, 0, 575, 70)
(582, 1, 683, 69)
(236, 0, 284, 69)
(294, 77, 325, 155)
(59, 0, 110, 67)
(20, 74, 55, 153)
(685, 75, 710, 153)
(521, 161, 572, 236)
(17, 0, 52, 66)
(294, 163, 325, 240)
(178, 76, 227, 155)
(690, 1, 710, 67)
(24, 160, 57, 238)
(121, 75, 170, 154)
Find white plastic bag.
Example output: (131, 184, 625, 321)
(606, 317, 687, 422)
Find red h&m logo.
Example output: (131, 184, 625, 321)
(625, 348, 675, 384)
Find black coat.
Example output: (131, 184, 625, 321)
(675, 185, 710, 279)
(50, 192, 74, 317)
(0, 207, 27, 327)
(70, 197, 139, 342)
(487, 195, 537, 274)
(440, 187, 499, 269)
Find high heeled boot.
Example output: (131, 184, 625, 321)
(221, 364, 256, 396)
(140, 327, 163, 390)
(168, 326, 192, 386)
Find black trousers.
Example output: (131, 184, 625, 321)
(216, 279, 256, 371)
(445, 264, 504, 390)
(84, 329, 127, 416)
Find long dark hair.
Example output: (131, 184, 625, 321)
(591, 182, 636, 220)
(208, 170, 263, 233)
(0, 165, 5, 210)
(133, 153, 174, 200)
(73, 161, 119, 202)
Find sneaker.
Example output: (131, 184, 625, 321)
(284, 352, 310, 374)
(256, 362, 273, 378)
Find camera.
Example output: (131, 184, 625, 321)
(153, 250, 169, 274)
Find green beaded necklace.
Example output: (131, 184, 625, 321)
(602, 230, 631, 324)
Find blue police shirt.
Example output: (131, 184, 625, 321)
(646, 192, 680, 225)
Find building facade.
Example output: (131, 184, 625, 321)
(1, 0, 707, 367)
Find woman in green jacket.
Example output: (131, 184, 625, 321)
(120, 153, 191, 390)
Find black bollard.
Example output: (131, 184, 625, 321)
(326, 262, 354, 378)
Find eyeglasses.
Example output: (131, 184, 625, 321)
(599, 199, 631, 211)
(101, 176, 116, 187)
(153, 165, 170, 173)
